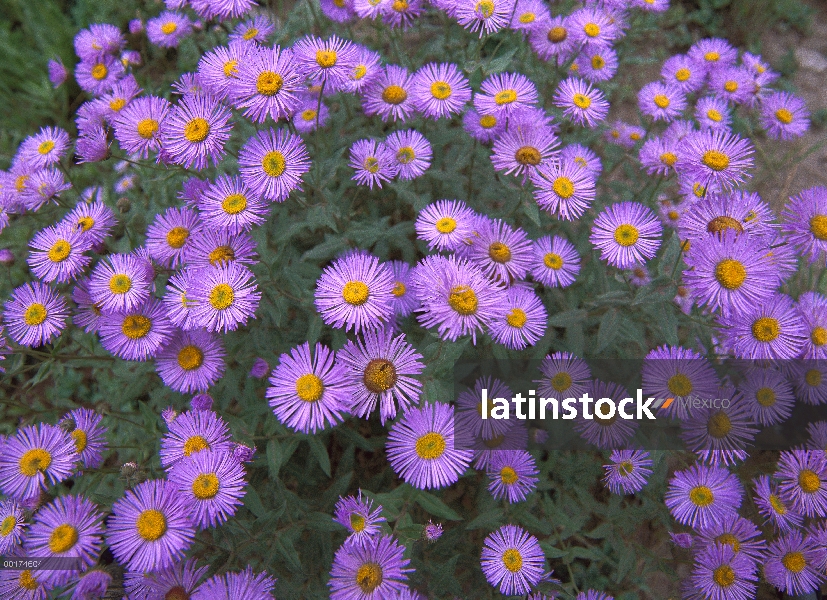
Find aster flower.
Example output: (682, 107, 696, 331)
(575, 45, 618, 82)
(161, 94, 232, 170)
(603, 449, 653, 495)
(678, 191, 775, 242)
(188, 262, 261, 333)
(0, 424, 77, 501)
(232, 45, 302, 123)
(412, 255, 507, 343)
(198, 174, 267, 234)
(293, 35, 357, 92)
(678, 129, 754, 193)
(113, 96, 170, 159)
(590, 202, 662, 269)
(24, 495, 103, 586)
(329, 535, 411, 600)
(70, 568, 111, 599)
(386, 402, 472, 489)
(146, 12, 192, 48)
(162, 267, 200, 331)
(719, 294, 806, 360)
(680, 392, 758, 466)
(20, 168, 72, 211)
(383, 0, 425, 28)
(88, 252, 152, 313)
(75, 126, 110, 164)
(529, 16, 576, 62)
(474, 72, 538, 119)
(463, 218, 533, 283)
(344, 45, 381, 94)
(107, 479, 195, 573)
(695, 513, 767, 564)
(337, 328, 424, 424)
(75, 55, 124, 95)
(798, 293, 827, 359)
(156, 329, 225, 394)
(661, 54, 705, 93)
(160, 409, 232, 470)
(535, 351, 591, 400)
(27, 223, 91, 284)
(136, 558, 208, 600)
(18, 127, 70, 169)
(73, 23, 124, 59)
(414, 199, 476, 252)
(737, 367, 793, 426)
(231, 15, 276, 44)
(690, 543, 758, 600)
(0, 499, 25, 554)
(638, 81, 687, 122)
(509, 0, 549, 31)
(763, 531, 826, 596)
(315, 251, 395, 333)
(48, 58, 68, 88)
(333, 490, 386, 544)
(695, 95, 732, 131)
(776, 449, 827, 518)
(753, 474, 802, 533)
(709, 66, 754, 105)
(455, 377, 515, 443)
(462, 108, 506, 143)
(491, 122, 559, 180)
(197, 42, 251, 102)
(384, 129, 431, 181)
(760, 91, 810, 140)
(65, 407, 107, 470)
(568, 6, 621, 48)
(782, 186, 827, 263)
(455, 0, 516, 37)
(688, 38, 737, 74)
(0, 567, 51, 599)
(98, 299, 174, 361)
(237, 128, 311, 202)
(349, 139, 399, 189)
(168, 449, 246, 529)
(187, 229, 258, 269)
(99, 76, 142, 122)
(3, 281, 68, 347)
(267, 342, 349, 433)
(292, 94, 330, 133)
(488, 287, 547, 350)
(665, 464, 742, 528)
(192, 567, 274, 600)
(530, 235, 580, 287)
(487, 450, 538, 503)
(573, 380, 639, 449)
(362, 65, 416, 122)
(553, 77, 609, 127)
(62, 200, 116, 245)
(71, 279, 103, 334)
(641, 345, 719, 420)
(531, 159, 596, 221)
(410, 62, 471, 119)
(480, 524, 545, 596)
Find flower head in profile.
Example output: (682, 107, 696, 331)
(782, 186, 827, 264)
(65, 407, 108, 470)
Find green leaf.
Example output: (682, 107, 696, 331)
(273, 535, 303, 572)
(465, 508, 504, 530)
(414, 490, 462, 521)
(266, 439, 283, 479)
(244, 485, 268, 519)
(597, 308, 620, 352)
(548, 309, 587, 328)
(307, 436, 332, 477)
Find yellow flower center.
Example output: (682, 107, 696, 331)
(701, 150, 730, 172)
(19, 571, 38, 591)
(24, 303, 48, 326)
(38, 140, 55, 155)
(363, 359, 397, 393)
(449, 285, 478, 315)
(192, 473, 220, 499)
(479, 114, 497, 128)
(352, 65, 367, 80)
(548, 26, 567, 43)
(811, 327, 827, 346)
(675, 68, 691, 81)
(551, 372, 572, 392)
(630, 132, 642, 141)
(704, 51, 720, 62)
(667, 373, 692, 396)
(342, 280, 369, 306)
(500, 466, 518, 484)
(714, 259, 747, 290)
(723, 80, 738, 93)
(475, 0, 494, 17)
(506, 308, 527, 328)
(208, 245, 235, 266)
(430, 81, 452, 100)
(775, 108, 794, 124)
(222, 193, 247, 215)
(166, 226, 190, 249)
(48, 523, 79, 553)
(689, 485, 714, 507)
(653, 94, 670, 109)
(544, 252, 563, 270)
(769, 494, 787, 514)
(712, 565, 735, 588)
(72, 429, 88, 453)
(519, 12, 535, 23)
(122, 314, 152, 339)
(415, 432, 446, 459)
(397, 147, 415, 164)
(707, 411, 732, 438)
(0, 516, 16, 537)
(183, 436, 209, 457)
(660, 152, 677, 166)
(613, 224, 639, 247)
(19, 448, 52, 476)
(618, 461, 634, 476)
(382, 85, 408, 105)
(256, 71, 284, 96)
(209, 283, 235, 310)
(183, 118, 210, 143)
(136, 509, 167, 541)
(177, 345, 204, 371)
(48, 239, 71, 263)
(91, 63, 108, 80)
(436, 217, 457, 233)
(243, 27, 259, 40)
(109, 274, 133, 294)
(751, 317, 779, 342)
(809, 215, 827, 241)
(160, 22, 178, 35)
(488, 242, 511, 263)
(799, 469, 821, 493)
(316, 50, 337, 68)
(755, 387, 776, 407)
(515, 146, 541, 166)
(706, 109, 722, 122)
(261, 151, 286, 177)
(350, 512, 366, 532)
(392, 0, 409, 11)
(502, 548, 523, 572)
(137, 119, 159, 139)
(223, 60, 239, 78)
(494, 89, 517, 105)
(583, 23, 600, 37)
(363, 156, 380, 173)
(782, 551, 806, 574)
(355, 563, 383, 593)
(77, 216, 95, 231)
(552, 176, 574, 199)
(295, 373, 324, 402)
(591, 55, 605, 69)
(301, 109, 318, 122)
(392, 281, 406, 297)
(667, 210, 679, 220)
(572, 93, 591, 109)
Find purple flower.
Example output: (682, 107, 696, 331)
(776, 449, 827, 518)
(0, 499, 25, 554)
(71, 569, 111, 600)
(480, 524, 545, 596)
(463, 217, 533, 284)
(48, 58, 68, 88)
(695, 514, 767, 564)
(66, 407, 108, 470)
(386, 402, 472, 489)
(0, 424, 77, 501)
(664, 464, 742, 528)
(24, 495, 104, 586)
(738, 368, 794, 426)
(678, 129, 754, 193)
(187, 229, 258, 269)
(414, 199, 477, 252)
(530, 235, 580, 287)
(18, 127, 70, 170)
(760, 91, 810, 140)
(678, 191, 776, 243)
(293, 35, 358, 92)
(344, 45, 381, 94)
(0, 566, 51, 598)
(573, 380, 639, 449)
(136, 558, 208, 600)
(385, 129, 432, 180)
(348, 139, 400, 189)
(411, 62, 471, 119)
(197, 174, 267, 234)
(590, 202, 662, 269)
(680, 392, 758, 466)
(575, 46, 618, 82)
(27, 223, 91, 284)
(161, 94, 232, 170)
(553, 77, 609, 127)
(249, 357, 269, 378)
(238, 128, 310, 202)
(362, 65, 416, 122)
(690, 543, 757, 600)
(107, 479, 195, 573)
(113, 96, 170, 159)
(98, 299, 174, 361)
(661, 54, 705, 93)
(3, 281, 68, 347)
(719, 294, 806, 360)
(763, 531, 826, 596)
(688, 38, 738, 74)
(160, 409, 233, 470)
(603, 449, 653, 495)
(535, 351, 591, 400)
(474, 72, 538, 119)
(146, 12, 193, 48)
(190, 0, 257, 19)
(568, 5, 621, 48)
(168, 449, 246, 529)
(62, 200, 116, 246)
(491, 122, 559, 180)
(232, 45, 302, 122)
(333, 490, 386, 544)
(641, 345, 719, 419)
(638, 81, 687, 122)
(192, 567, 275, 600)
(753, 474, 802, 533)
(292, 94, 330, 134)
(73, 23, 124, 59)
(695, 95, 731, 131)
(230, 16, 276, 44)
(197, 42, 251, 102)
(75, 55, 124, 95)
(266, 342, 349, 433)
(782, 186, 827, 263)
(487, 450, 538, 503)
(709, 66, 754, 105)
(156, 329, 226, 394)
(188, 262, 261, 333)
(455, 0, 516, 36)
(488, 287, 547, 350)
(383, 0, 425, 28)
(462, 108, 506, 143)
(76, 126, 110, 163)
(531, 159, 596, 221)
(529, 16, 576, 62)
(328, 535, 411, 600)
(88, 252, 152, 313)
